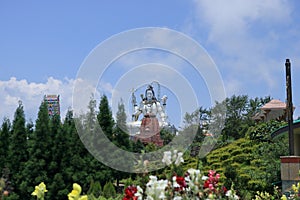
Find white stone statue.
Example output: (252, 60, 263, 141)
(132, 85, 168, 127)
(130, 84, 168, 146)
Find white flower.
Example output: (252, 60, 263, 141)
(174, 152, 184, 166)
(162, 151, 172, 166)
(226, 190, 239, 200)
(172, 176, 180, 188)
(147, 176, 158, 187)
(186, 168, 201, 193)
(145, 176, 168, 200)
(172, 150, 178, 161)
(184, 175, 190, 182)
(162, 150, 184, 166)
(226, 190, 233, 196)
(135, 185, 143, 200)
(158, 189, 166, 199)
(187, 168, 200, 180)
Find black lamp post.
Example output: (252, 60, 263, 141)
(285, 59, 294, 156)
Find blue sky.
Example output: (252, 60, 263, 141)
(1, 0, 300, 125)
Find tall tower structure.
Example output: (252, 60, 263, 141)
(44, 94, 60, 117)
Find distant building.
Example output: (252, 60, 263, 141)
(253, 99, 295, 122)
(44, 95, 60, 117)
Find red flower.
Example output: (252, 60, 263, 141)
(203, 180, 210, 189)
(203, 170, 221, 192)
(175, 176, 187, 191)
(123, 186, 138, 200)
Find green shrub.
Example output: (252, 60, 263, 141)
(88, 180, 102, 198)
(102, 181, 116, 199)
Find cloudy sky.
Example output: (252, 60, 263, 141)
(1, 0, 300, 125)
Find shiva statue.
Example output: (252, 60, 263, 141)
(131, 83, 168, 146)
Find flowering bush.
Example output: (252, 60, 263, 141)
(32, 150, 300, 199)
(123, 150, 239, 200)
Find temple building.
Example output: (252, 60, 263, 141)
(253, 99, 294, 122)
(44, 95, 60, 117)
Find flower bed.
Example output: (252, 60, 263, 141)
(28, 150, 300, 200)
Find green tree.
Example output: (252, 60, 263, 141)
(62, 109, 90, 192)
(111, 100, 132, 187)
(183, 106, 215, 156)
(222, 95, 249, 141)
(0, 118, 10, 170)
(83, 97, 112, 187)
(183, 106, 211, 141)
(48, 114, 68, 200)
(221, 95, 272, 142)
(87, 180, 102, 198)
(8, 102, 28, 197)
(22, 101, 51, 199)
(25, 120, 34, 141)
(160, 128, 174, 145)
(113, 100, 131, 150)
(97, 95, 114, 141)
(247, 96, 271, 119)
(132, 139, 145, 153)
(102, 181, 116, 199)
(49, 114, 62, 173)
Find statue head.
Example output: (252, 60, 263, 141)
(145, 85, 156, 101)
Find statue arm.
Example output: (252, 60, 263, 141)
(132, 104, 142, 121)
(157, 102, 168, 126)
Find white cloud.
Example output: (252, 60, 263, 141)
(0, 77, 119, 123)
(184, 0, 300, 119)
(194, 0, 292, 42)
(5, 95, 19, 106)
(0, 77, 76, 122)
(189, 0, 295, 92)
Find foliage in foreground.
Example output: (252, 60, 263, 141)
(201, 120, 289, 198)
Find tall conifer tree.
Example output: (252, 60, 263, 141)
(97, 95, 114, 140)
(8, 102, 28, 197)
(114, 100, 130, 150)
(0, 118, 10, 170)
(22, 101, 51, 199)
(112, 100, 132, 186)
(48, 114, 66, 200)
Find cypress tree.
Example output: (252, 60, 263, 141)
(48, 114, 67, 200)
(97, 95, 114, 141)
(8, 102, 28, 197)
(102, 181, 116, 199)
(87, 180, 102, 198)
(0, 118, 10, 170)
(22, 101, 51, 199)
(111, 100, 132, 187)
(95, 95, 117, 184)
(82, 97, 112, 188)
(64, 108, 95, 191)
(49, 114, 62, 171)
(62, 109, 88, 192)
(114, 100, 130, 150)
